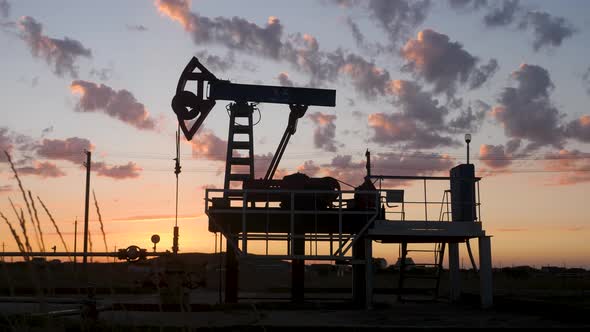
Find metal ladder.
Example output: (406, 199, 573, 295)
(397, 242, 446, 302)
(397, 190, 450, 302)
(223, 102, 255, 196)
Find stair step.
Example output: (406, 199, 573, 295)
(229, 174, 251, 182)
(230, 157, 252, 165)
(233, 125, 251, 134)
(231, 141, 252, 150)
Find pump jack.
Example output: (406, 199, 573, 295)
(172, 57, 337, 303)
(172, 57, 336, 186)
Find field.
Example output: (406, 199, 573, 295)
(0, 253, 588, 329)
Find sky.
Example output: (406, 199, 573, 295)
(1, 0, 589, 268)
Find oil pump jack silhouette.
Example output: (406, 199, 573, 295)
(170, 57, 339, 302)
(171, 56, 336, 187)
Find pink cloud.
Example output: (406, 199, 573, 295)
(35, 137, 93, 164)
(71, 80, 157, 131)
(17, 161, 66, 178)
(17, 16, 91, 77)
(92, 161, 142, 180)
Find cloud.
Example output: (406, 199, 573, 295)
(318, 151, 455, 186)
(253, 152, 288, 179)
(17, 161, 66, 178)
(92, 161, 142, 180)
(0, 127, 13, 162)
(35, 137, 93, 164)
(194, 50, 235, 72)
(366, 0, 431, 47)
(0, 184, 12, 194)
(369, 113, 457, 149)
(496, 228, 528, 232)
(519, 11, 576, 51)
(41, 126, 54, 137)
(448, 0, 488, 11)
(277, 72, 293, 87)
(71, 80, 157, 131)
(469, 59, 499, 90)
(17, 16, 92, 78)
(308, 112, 338, 152)
(401, 29, 497, 96)
(450, 1, 576, 52)
(483, 0, 522, 27)
(154, 0, 394, 96)
(297, 160, 320, 176)
(491, 64, 565, 151)
(543, 150, 590, 185)
(565, 115, 590, 143)
(337, 53, 392, 97)
(0, 0, 9, 18)
(189, 129, 227, 161)
(126, 24, 148, 31)
(388, 80, 448, 128)
(156, 0, 284, 58)
(584, 67, 590, 95)
(89, 67, 113, 81)
(344, 17, 390, 56)
(448, 100, 488, 132)
(368, 80, 462, 149)
(479, 144, 512, 169)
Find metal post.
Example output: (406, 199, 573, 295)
(73, 217, 77, 270)
(423, 179, 428, 221)
(83, 151, 91, 267)
(365, 237, 373, 309)
(242, 194, 247, 254)
(449, 242, 461, 302)
(479, 236, 493, 308)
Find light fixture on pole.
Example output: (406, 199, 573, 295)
(465, 133, 471, 164)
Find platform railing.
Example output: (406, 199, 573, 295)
(205, 188, 380, 260)
(204, 178, 482, 260)
(371, 175, 482, 223)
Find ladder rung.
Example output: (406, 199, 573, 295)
(232, 141, 252, 150)
(233, 125, 250, 134)
(230, 157, 251, 165)
(229, 174, 251, 181)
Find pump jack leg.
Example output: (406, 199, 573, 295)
(225, 233, 238, 303)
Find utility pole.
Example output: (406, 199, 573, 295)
(83, 151, 91, 267)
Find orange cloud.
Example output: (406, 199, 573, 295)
(189, 129, 227, 161)
(543, 149, 590, 185)
(155, 0, 193, 31)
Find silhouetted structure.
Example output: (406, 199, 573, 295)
(170, 57, 493, 308)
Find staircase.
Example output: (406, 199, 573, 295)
(397, 242, 446, 302)
(223, 102, 255, 196)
